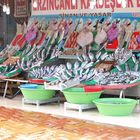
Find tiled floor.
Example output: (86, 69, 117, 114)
(0, 106, 140, 139)
(0, 95, 140, 129)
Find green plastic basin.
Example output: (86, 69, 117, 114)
(20, 85, 55, 100)
(93, 98, 137, 116)
(62, 87, 102, 104)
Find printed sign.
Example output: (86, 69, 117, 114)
(14, 0, 28, 17)
(32, 0, 140, 15)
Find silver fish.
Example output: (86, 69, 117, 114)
(61, 74, 70, 81)
(132, 54, 137, 63)
(81, 61, 89, 69)
(50, 65, 55, 71)
(41, 49, 46, 60)
(125, 63, 129, 72)
(100, 52, 108, 60)
(83, 68, 90, 75)
(82, 54, 89, 61)
(88, 53, 94, 61)
(66, 70, 73, 77)
(116, 65, 122, 72)
(74, 61, 80, 69)
(66, 62, 72, 70)
(58, 27, 65, 44)
(46, 67, 50, 73)
(96, 51, 102, 60)
(77, 55, 83, 62)
(86, 72, 95, 80)
(74, 70, 79, 76)
(134, 61, 139, 72)
(80, 75, 87, 81)
(84, 62, 93, 69)
(80, 68, 87, 77)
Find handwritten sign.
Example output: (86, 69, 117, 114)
(14, 0, 28, 17)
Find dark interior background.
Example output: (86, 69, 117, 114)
(0, 0, 31, 47)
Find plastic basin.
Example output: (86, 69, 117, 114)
(62, 87, 102, 104)
(20, 85, 55, 100)
(93, 98, 137, 116)
(20, 84, 38, 89)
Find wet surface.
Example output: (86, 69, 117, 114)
(0, 106, 140, 139)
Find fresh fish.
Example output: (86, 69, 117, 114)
(125, 63, 129, 72)
(77, 55, 83, 62)
(100, 52, 108, 60)
(66, 62, 72, 70)
(134, 61, 139, 72)
(96, 51, 102, 60)
(87, 72, 95, 80)
(88, 53, 94, 61)
(74, 61, 80, 69)
(41, 48, 46, 60)
(27, 60, 32, 68)
(83, 68, 90, 75)
(82, 54, 89, 61)
(21, 58, 25, 68)
(58, 27, 65, 44)
(132, 54, 137, 63)
(46, 67, 50, 73)
(80, 75, 87, 81)
(64, 22, 69, 37)
(84, 62, 93, 69)
(54, 75, 63, 82)
(17, 60, 21, 67)
(36, 51, 41, 60)
(66, 70, 73, 77)
(75, 18, 83, 32)
(61, 73, 70, 81)
(116, 65, 122, 72)
(50, 65, 55, 71)
(53, 30, 59, 40)
(81, 61, 89, 69)
(74, 70, 79, 76)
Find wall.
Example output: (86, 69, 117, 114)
(2, 13, 17, 47)
(0, 7, 4, 39)
(6, 15, 17, 45)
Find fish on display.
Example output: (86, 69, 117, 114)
(66, 62, 72, 70)
(88, 53, 95, 61)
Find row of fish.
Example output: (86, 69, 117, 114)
(93, 72, 140, 85)
(0, 45, 20, 59)
(23, 17, 140, 85)
(95, 48, 132, 64)
(29, 57, 95, 86)
(1, 16, 140, 82)
(0, 64, 18, 77)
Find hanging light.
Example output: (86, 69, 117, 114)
(89, 0, 96, 9)
(117, 0, 122, 4)
(99, 0, 103, 5)
(3, 4, 7, 12)
(33, 0, 38, 8)
(72, 0, 76, 5)
(121, 0, 127, 8)
(6, 4, 10, 15)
